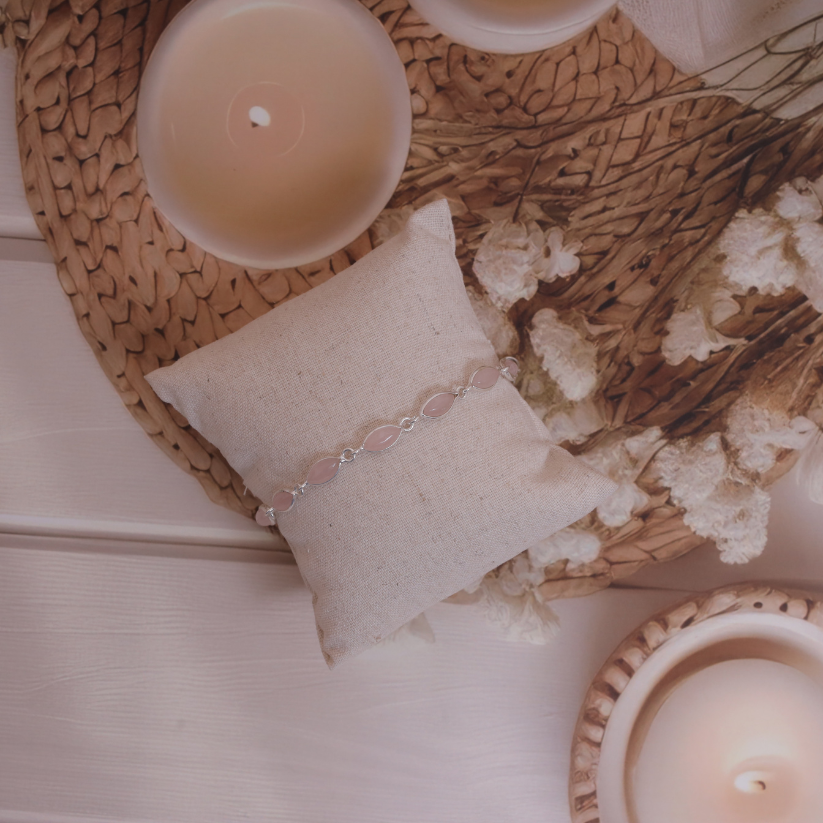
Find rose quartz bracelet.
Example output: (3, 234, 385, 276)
(255, 357, 520, 527)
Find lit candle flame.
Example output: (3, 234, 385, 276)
(734, 771, 769, 794)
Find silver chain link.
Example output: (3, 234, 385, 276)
(257, 358, 518, 527)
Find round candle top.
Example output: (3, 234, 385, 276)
(137, 0, 411, 269)
(408, 0, 616, 54)
(632, 659, 823, 823)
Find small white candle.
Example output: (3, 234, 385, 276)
(137, 0, 411, 269)
(588, 595, 823, 823)
(631, 659, 823, 822)
(408, 0, 616, 54)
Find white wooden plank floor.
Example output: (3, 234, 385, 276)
(0, 258, 282, 550)
(2, 17, 823, 823)
(0, 538, 681, 823)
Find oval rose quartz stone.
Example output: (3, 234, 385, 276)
(363, 425, 401, 452)
(307, 457, 341, 485)
(255, 507, 274, 527)
(271, 490, 296, 512)
(503, 358, 520, 378)
(422, 392, 455, 418)
(471, 366, 499, 390)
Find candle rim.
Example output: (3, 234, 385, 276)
(615, 616, 823, 823)
(569, 584, 823, 823)
(136, 0, 412, 270)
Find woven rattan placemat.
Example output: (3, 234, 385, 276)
(3, 0, 823, 599)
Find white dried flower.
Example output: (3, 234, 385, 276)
(811, 173, 823, 209)
(654, 434, 769, 564)
(579, 427, 664, 477)
(370, 205, 415, 246)
(579, 428, 665, 527)
(655, 433, 728, 506)
(473, 220, 546, 309)
(795, 431, 823, 505)
(725, 397, 815, 474)
(720, 210, 798, 295)
(529, 308, 598, 401)
(543, 413, 589, 445)
(463, 575, 485, 595)
(473, 579, 559, 644)
(710, 290, 742, 325)
(774, 179, 823, 223)
(544, 227, 582, 281)
(662, 289, 741, 365)
(528, 527, 602, 568)
(688, 484, 771, 564)
(623, 427, 667, 462)
(465, 286, 519, 357)
(596, 481, 652, 528)
(662, 306, 734, 364)
(473, 222, 582, 310)
(544, 397, 606, 445)
(377, 612, 436, 647)
(794, 221, 823, 312)
(525, 375, 547, 398)
(510, 553, 548, 589)
(496, 563, 526, 597)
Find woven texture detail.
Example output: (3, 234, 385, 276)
(3, 0, 823, 601)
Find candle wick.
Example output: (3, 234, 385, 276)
(248, 106, 272, 129)
(734, 772, 769, 794)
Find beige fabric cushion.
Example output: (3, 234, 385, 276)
(146, 200, 616, 667)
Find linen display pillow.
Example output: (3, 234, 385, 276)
(146, 200, 616, 667)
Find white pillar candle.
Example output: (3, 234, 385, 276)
(408, 0, 616, 54)
(633, 659, 823, 823)
(137, 0, 411, 269)
(588, 594, 823, 823)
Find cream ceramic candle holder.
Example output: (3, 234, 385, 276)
(137, 0, 412, 269)
(570, 583, 823, 823)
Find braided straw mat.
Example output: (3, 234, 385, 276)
(3, 0, 823, 600)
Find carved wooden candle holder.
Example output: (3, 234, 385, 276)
(570, 583, 823, 823)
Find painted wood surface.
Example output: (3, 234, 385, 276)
(0, 45, 39, 240)
(0, 257, 282, 550)
(0, 538, 680, 823)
